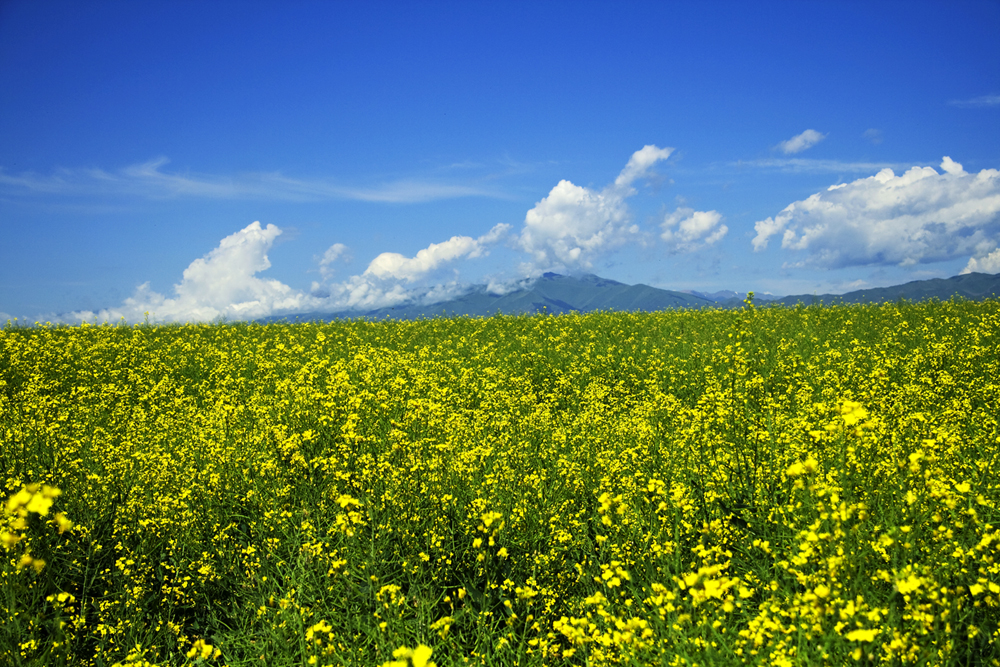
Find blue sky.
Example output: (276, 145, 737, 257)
(2, 0, 999, 323)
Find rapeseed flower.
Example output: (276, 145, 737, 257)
(2, 302, 998, 665)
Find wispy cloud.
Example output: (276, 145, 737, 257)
(318, 243, 350, 280)
(775, 129, 826, 155)
(0, 157, 504, 204)
(948, 94, 1000, 109)
(732, 158, 905, 173)
(863, 128, 883, 145)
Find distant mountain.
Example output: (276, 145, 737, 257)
(684, 289, 781, 302)
(773, 272, 1000, 307)
(269, 273, 716, 322)
(266, 271, 1000, 323)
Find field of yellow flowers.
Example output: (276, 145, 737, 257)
(2, 298, 999, 666)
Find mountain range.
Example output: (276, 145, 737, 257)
(768, 272, 1000, 307)
(269, 271, 1000, 322)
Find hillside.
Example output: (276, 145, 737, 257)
(269, 271, 1000, 322)
(276, 273, 716, 321)
(773, 271, 1000, 307)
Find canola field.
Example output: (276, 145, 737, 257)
(2, 299, 1000, 667)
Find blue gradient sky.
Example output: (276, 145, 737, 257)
(2, 1, 999, 322)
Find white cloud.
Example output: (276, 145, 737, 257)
(321, 275, 413, 311)
(518, 145, 673, 272)
(319, 268, 486, 313)
(65, 220, 513, 323)
(363, 223, 510, 282)
(614, 145, 675, 188)
(519, 180, 630, 270)
(940, 156, 964, 175)
(752, 157, 1000, 269)
(311, 222, 511, 311)
(69, 222, 325, 323)
(51, 144, 691, 322)
(962, 247, 1000, 275)
(949, 94, 1000, 108)
(776, 129, 827, 155)
(836, 279, 870, 292)
(660, 207, 728, 252)
(318, 243, 349, 279)
(0, 157, 501, 203)
(485, 276, 531, 296)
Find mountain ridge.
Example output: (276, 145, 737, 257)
(770, 272, 1000, 307)
(265, 271, 1000, 322)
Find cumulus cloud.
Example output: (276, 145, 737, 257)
(776, 129, 827, 155)
(962, 248, 1000, 275)
(519, 180, 631, 271)
(751, 157, 1000, 269)
(70, 222, 324, 323)
(315, 223, 511, 310)
(660, 207, 728, 252)
(68, 220, 513, 323)
(518, 145, 674, 272)
(319, 274, 412, 311)
(363, 224, 510, 282)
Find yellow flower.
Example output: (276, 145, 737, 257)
(6, 487, 33, 515)
(786, 461, 806, 477)
(386, 645, 435, 667)
(429, 616, 454, 638)
(410, 644, 434, 667)
(17, 553, 44, 572)
(336, 494, 360, 509)
(186, 639, 215, 660)
(845, 628, 879, 642)
(896, 575, 922, 594)
(54, 512, 73, 533)
(30, 486, 60, 516)
(839, 400, 868, 426)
